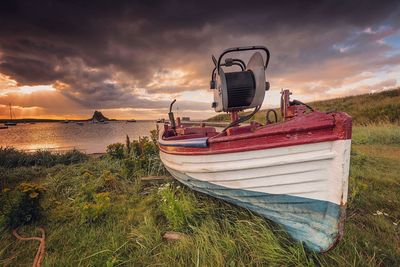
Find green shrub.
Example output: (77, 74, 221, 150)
(0, 147, 88, 168)
(150, 128, 159, 148)
(79, 192, 112, 223)
(106, 143, 125, 159)
(0, 147, 27, 167)
(99, 170, 119, 192)
(122, 158, 136, 180)
(2, 182, 46, 228)
(125, 135, 132, 155)
(112, 132, 167, 178)
(58, 149, 89, 165)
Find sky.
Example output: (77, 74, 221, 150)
(0, 0, 400, 120)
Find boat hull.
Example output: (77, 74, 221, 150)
(160, 139, 351, 252)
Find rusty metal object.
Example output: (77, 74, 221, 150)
(12, 227, 45, 267)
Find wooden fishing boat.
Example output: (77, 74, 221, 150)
(158, 46, 352, 252)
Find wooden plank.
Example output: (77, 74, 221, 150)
(140, 176, 172, 184)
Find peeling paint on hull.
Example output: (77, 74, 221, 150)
(166, 167, 343, 252)
(160, 140, 351, 252)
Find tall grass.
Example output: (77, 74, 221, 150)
(0, 147, 88, 168)
(352, 124, 400, 145)
(1, 126, 399, 266)
(207, 88, 400, 125)
(310, 88, 400, 124)
(1, 156, 313, 266)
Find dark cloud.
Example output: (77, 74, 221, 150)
(0, 0, 399, 116)
(0, 56, 62, 84)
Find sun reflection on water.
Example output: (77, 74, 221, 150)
(0, 121, 157, 153)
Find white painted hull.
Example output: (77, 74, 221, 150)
(160, 139, 351, 251)
(161, 140, 351, 206)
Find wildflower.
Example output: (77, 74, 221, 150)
(29, 192, 39, 199)
(393, 222, 398, 226)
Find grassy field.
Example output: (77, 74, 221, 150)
(207, 88, 400, 125)
(1, 126, 399, 266)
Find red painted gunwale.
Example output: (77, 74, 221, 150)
(159, 111, 352, 155)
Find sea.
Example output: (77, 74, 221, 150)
(0, 121, 158, 154)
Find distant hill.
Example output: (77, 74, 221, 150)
(0, 118, 62, 123)
(91, 111, 109, 122)
(207, 88, 400, 125)
(0, 111, 113, 123)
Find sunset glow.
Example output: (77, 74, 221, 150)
(0, 2, 399, 120)
(2, 84, 56, 95)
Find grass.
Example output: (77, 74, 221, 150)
(352, 123, 400, 145)
(0, 126, 399, 266)
(0, 147, 88, 169)
(207, 88, 400, 125)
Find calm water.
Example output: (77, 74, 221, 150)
(0, 121, 157, 153)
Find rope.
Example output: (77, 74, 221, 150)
(13, 227, 45, 267)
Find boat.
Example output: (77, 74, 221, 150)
(62, 120, 70, 123)
(158, 46, 352, 252)
(127, 119, 137, 123)
(76, 122, 84, 126)
(4, 103, 17, 126)
(0, 126, 8, 129)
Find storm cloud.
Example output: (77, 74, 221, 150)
(0, 0, 399, 119)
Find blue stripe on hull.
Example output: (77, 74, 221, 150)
(158, 137, 208, 148)
(166, 167, 343, 252)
